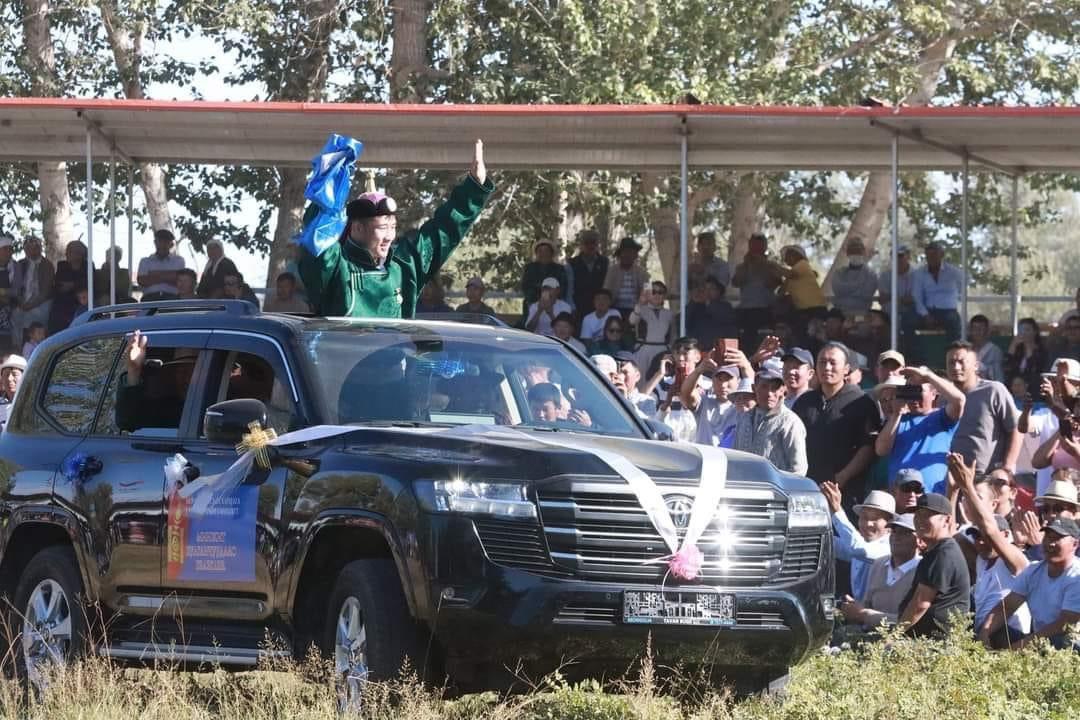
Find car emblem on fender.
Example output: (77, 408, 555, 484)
(664, 495, 694, 530)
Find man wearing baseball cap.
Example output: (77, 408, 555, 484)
(978, 516, 1080, 650)
(781, 347, 814, 409)
(730, 368, 807, 474)
(300, 140, 493, 318)
(525, 277, 573, 336)
(839, 512, 923, 632)
(891, 468, 926, 511)
(455, 277, 496, 317)
(898, 492, 972, 637)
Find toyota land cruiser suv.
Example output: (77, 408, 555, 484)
(0, 300, 832, 694)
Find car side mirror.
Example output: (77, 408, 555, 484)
(205, 399, 269, 445)
(644, 419, 674, 442)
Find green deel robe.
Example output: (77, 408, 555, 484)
(299, 175, 494, 318)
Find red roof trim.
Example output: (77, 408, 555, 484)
(2, 97, 1080, 119)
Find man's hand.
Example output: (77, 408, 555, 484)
(839, 595, 865, 622)
(900, 365, 932, 385)
(1021, 510, 1043, 547)
(696, 356, 718, 376)
(820, 480, 842, 514)
(470, 139, 486, 185)
(723, 348, 753, 377)
(751, 335, 781, 367)
(946, 452, 976, 490)
(568, 408, 592, 427)
(125, 330, 148, 386)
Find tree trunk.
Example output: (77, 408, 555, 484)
(389, 0, 430, 102)
(728, 172, 761, 266)
(24, 0, 75, 261)
(98, 0, 173, 233)
(265, 168, 308, 287)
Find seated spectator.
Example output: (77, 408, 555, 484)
(912, 241, 963, 344)
(1006, 318, 1050, 398)
(731, 232, 783, 350)
(776, 245, 827, 332)
(731, 369, 807, 475)
(95, 246, 132, 304)
(264, 272, 311, 313)
(831, 237, 878, 317)
(455, 277, 496, 316)
(590, 314, 631, 356)
(552, 312, 586, 353)
(949, 453, 1032, 647)
(1049, 313, 1080, 363)
(970, 314, 1005, 382)
(603, 237, 648, 319)
(681, 355, 742, 447)
(580, 288, 621, 343)
(221, 271, 260, 307)
(176, 268, 198, 300)
(822, 483, 894, 601)
(781, 347, 814, 409)
(688, 231, 730, 291)
(49, 240, 88, 333)
(1017, 478, 1079, 562)
(416, 277, 452, 313)
(520, 240, 566, 317)
(891, 467, 926, 512)
(877, 245, 918, 346)
(197, 238, 238, 299)
(978, 517, 1080, 650)
(898, 492, 972, 638)
(875, 365, 966, 494)
(137, 230, 184, 302)
(615, 352, 657, 418)
(839, 512, 922, 631)
(21, 322, 45, 360)
(525, 277, 572, 336)
(630, 281, 675, 379)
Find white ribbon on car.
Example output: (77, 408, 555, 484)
(175, 423, 728, 579)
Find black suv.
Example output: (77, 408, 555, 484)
(0, 301, 832, 694)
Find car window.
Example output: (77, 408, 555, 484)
(42, 336, 123, 435)
(212, 351, 296, 435)
(96, 345, 202, 437)
(302, 330, 641, 437)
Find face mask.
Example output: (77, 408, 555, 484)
(848, 255, 866, 268)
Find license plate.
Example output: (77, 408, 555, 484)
(622, 590, 736, 626)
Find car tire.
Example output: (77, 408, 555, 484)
(323, 558, 419, 711)
(12, 546, 89, 692)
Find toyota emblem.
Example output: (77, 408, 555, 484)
(664, 495, 694, 530)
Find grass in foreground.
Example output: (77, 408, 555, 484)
(3, 630, 1079, 719)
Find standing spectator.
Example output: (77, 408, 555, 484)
(1021, 363, 1080, 496)
(552, 313, 587, 354)
(776, 245, 826, 333)
(875, 349, 905, 385)
(821, 482, 894, 601)
(1049, 314, 1080, 363)
(731, 233, 782, 351)
(948, 341, 1021, 473)
(1057, 287, 1080, 327)
(222, 271, 260, 308)
(877, 245, 918, 341)
(681, 358, 741, 447)
(416, 278, 452, 313)
(688, 231, 730, 291)
(630, 281, 675, 379)
(94, 246, 131, 305)
(685, 277, 737, 350)
(891, 467, 926, 512)
(21, 322, 45, 360)
(1005, 318, 1050, 397)
(898, 493, 972, 637)
(196, 238, 238, 299)
(978, 516, 1080, 650)
(781, 347, 814, 409)
(521, 240, 566, 317)
(839, 512, 923, 631)
(48, 240, 89, 333)
(137, 230, 185, 302)
(969, 314, 1005, 381)
(875, 365, 966, 495)
(12, 237, 53, 350)
(264, 272, 312, 313)
(731, 369, 808, 475)
(567, 229, 609, 320)
(0, 235, 17, 352)
(615, 352, 657, 418)
(580, 289, 620, 343)
(525, 277, 572, 337)
(603, 238, 648, 319)
(792, 342, 882, 511)
(1031, 419, 1080, 478)
(175, 268, 198, 300)
(912, 241, 963, 343)
(831, 237, 878, 316)
(0, 354, 26, 429)
(455, 277, 496, 316)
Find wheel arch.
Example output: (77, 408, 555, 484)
(0, 509, 96, 604)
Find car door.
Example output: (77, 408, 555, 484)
(59, 330, 210, 616)
(159, 329, 304, 622)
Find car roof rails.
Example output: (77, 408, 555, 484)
(71, 299, 261, 326)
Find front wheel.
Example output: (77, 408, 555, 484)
(322, 558, 419, 712)
(12, 546, 88, 691)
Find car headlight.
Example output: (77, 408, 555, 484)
(416, 479, 537, 520)
(787, 491, 830, 529)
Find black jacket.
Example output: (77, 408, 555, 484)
(568, 254, 609, 316)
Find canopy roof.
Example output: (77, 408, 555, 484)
(2, 98, 1079, 173)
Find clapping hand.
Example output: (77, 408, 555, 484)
(946, 452, 976, 490)
(751, 335, 781, 367)
(820, 481, 842, 514)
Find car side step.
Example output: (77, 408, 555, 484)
(99, 642, 290, 667)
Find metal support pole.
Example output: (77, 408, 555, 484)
(890, 134, 899, 351)
(1010, 177, 1020, 334)
(108, 155, 117, 306)
(85, 127, 94, 311)
(960, 155, 969, 340)
(678, 122, 689, 337)
(127, 165, 134, 286)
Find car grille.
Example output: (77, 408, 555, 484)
(554, 602, 787, 628)
(473, 519, 571, 577)
(536, 479, 822, 586)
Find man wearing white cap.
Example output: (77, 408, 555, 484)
(525, 277, 572, 336)
(0, 353, 26, 429)
(821, 482, 894, 600)
(196, 238, 238, 299)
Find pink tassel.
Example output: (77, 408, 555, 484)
(668, 544, 704, 581)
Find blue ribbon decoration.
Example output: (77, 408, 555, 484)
(297, 134, 365, 258)
(61, 452, 102, 489)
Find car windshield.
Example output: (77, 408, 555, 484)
(302, 328, 641, 437)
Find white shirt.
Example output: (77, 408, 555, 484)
(654, 405, 697, 443)
(526, 299, 573, 337)
(580, 309, 622, 341)
(886, 555, 922, 586)
(694, 394, 733, 446)
(1022, 407, 1058, 494)
(138, 253, 186, 296)
(974, 556, 1030, 633)
(628, 389, 658, 418)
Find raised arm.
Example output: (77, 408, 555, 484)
(949, 453, 1028, 576)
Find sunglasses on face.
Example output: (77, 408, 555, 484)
(1041, 504, 1073, 515)
(607, 328, 623, 335)
(899, 482, 924, 494)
